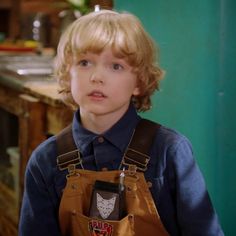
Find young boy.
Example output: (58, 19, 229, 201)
(19, 10, 224, 236)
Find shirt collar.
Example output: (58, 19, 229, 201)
(103, 105, 141, 152)
(72, 104, 141, 155)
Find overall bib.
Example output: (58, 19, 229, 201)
(57, 119, 169, 236)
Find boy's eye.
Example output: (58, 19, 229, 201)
(78, 59, 90, 67)
(112, 63, 123, 70)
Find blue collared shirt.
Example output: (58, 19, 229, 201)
(19, 105, 224, 235)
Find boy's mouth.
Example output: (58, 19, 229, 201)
(88, 91, 107, 98)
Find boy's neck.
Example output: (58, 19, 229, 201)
(80, 111, 124, 134)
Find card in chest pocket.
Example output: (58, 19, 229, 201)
(89, 180, 126, 220)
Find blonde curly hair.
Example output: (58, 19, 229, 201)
(54, 10, 164, 111)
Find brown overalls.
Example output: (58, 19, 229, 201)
(57, 120, 169, 236)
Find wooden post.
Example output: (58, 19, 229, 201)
(18, 94, 46, 198)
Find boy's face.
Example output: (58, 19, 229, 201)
(70, 47, 140, 121)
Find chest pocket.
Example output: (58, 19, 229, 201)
(59, 169, 169, 236)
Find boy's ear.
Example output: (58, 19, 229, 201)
(132, 87, 141, 96)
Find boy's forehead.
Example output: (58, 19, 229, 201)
(77, 47, 127, 59)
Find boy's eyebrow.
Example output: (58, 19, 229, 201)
(74, 52, 89, 59)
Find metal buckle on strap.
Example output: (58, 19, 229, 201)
(66, 164, 79, 178)
(122, 148, 150, 172)
(127, 164, 137, 176)
(57, 149, 82, 171)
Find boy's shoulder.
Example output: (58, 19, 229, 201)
(155, 124, 192, 149)
(132, 118, 191, 150)
(27, 135, 58, 171)
(25, 135, 67, 190)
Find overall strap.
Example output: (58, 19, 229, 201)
(56, 119, 160, 172)
(122, 119, 160, 172)
(56, 124, 82, 171)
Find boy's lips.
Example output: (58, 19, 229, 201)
(88, 90, 107, 99)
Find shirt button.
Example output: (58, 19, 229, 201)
(98, 136, 104, 143)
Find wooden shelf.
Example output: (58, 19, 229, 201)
(0, 66, 73, 235)
(0, 182, 19, 225)
(0, 182, 18, 236)
(0, 2, 12, 9)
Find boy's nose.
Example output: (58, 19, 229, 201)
(90, 67, 104, 84)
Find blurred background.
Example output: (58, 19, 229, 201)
(0, 0, 235, 235)
(117, 1, 235, 235)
